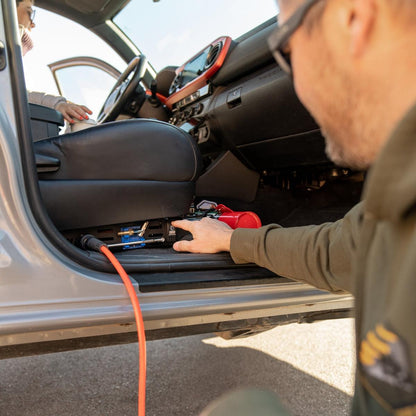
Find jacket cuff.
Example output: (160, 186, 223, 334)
(230, 228, 260, 264)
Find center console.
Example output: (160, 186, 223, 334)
(166, 37, 232, 148)
(166, 36, 232, 110)
(29, 103, 64, 142)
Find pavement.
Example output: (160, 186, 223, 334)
(0, 318, 355, 416)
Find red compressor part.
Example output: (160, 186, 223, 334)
(215, 204, 262, 229)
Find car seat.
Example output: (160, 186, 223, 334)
(34, 118, 202, 231)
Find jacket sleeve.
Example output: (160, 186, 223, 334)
(27, 91, 67, 109)
(230, 202, 363, 294)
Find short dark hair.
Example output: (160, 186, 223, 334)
(303, 0, 326, 33)
(304, 0, 416, 29)
(16, 0, 35, 5)
(388, 0, 416, 24)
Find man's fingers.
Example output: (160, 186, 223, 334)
(171, 220, 194, 232)
(172, 218, 233, 254)
(173, 240, 195, 252)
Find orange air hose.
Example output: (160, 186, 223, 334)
(99, 244, 147, 416)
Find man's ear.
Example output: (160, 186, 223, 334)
(349, 0, 377, 57)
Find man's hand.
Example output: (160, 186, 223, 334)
(55, 102, 93, 124)
(172, 218, 234, 254)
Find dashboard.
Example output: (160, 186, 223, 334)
(166, 36, 232, 110)
(164, 19, 325, 173)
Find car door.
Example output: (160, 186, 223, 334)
(0, 0, 354, 359)
(47, 57, 121, 116)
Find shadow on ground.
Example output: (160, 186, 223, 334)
(0, 332, 352, 416)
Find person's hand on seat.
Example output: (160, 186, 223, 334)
(55, 102, 93, 124)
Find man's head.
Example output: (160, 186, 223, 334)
(273, 0, 416, 170)
(16, 0, 35, 30)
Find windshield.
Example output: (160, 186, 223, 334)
(114, 0, 278, 72)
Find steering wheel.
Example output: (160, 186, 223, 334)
(97, 56, 147, 123)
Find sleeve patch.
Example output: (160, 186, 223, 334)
(359, 324, 416, 411)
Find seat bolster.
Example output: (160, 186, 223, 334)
(35, 119, 202, 181)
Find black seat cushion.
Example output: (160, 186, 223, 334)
(35, 119, 202, 230)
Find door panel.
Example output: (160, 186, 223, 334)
(48, 57, 121, 116)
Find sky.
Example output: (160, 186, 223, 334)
(23, 0, 278, 102)
(22, 10, 126, 95)
(114, 0, 278, 70)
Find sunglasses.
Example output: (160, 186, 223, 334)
(268, 0, 321, 75)
(27, 7, 36, 24)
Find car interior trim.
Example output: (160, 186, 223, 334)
(165, 36, 233, 110)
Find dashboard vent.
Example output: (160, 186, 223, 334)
(204, 42, 222, 70)
(169, 74, 183, 95)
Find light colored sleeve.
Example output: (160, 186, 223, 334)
(230, 202, 363, 294)
(27, 91, 67, 109)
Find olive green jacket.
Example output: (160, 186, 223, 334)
(230, 102, 416, 415)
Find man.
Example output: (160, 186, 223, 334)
(16, 0, 92, 124)
(174, 0, 416, 414)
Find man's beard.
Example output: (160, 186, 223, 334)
(322, 125, 375, 171)
(316, 80, 379, 172)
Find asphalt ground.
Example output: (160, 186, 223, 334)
(0, 318, 355, 416)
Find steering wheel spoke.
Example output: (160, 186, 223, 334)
(98, 56, 148, 123)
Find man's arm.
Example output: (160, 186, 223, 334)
(173, 202, 363, 294)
